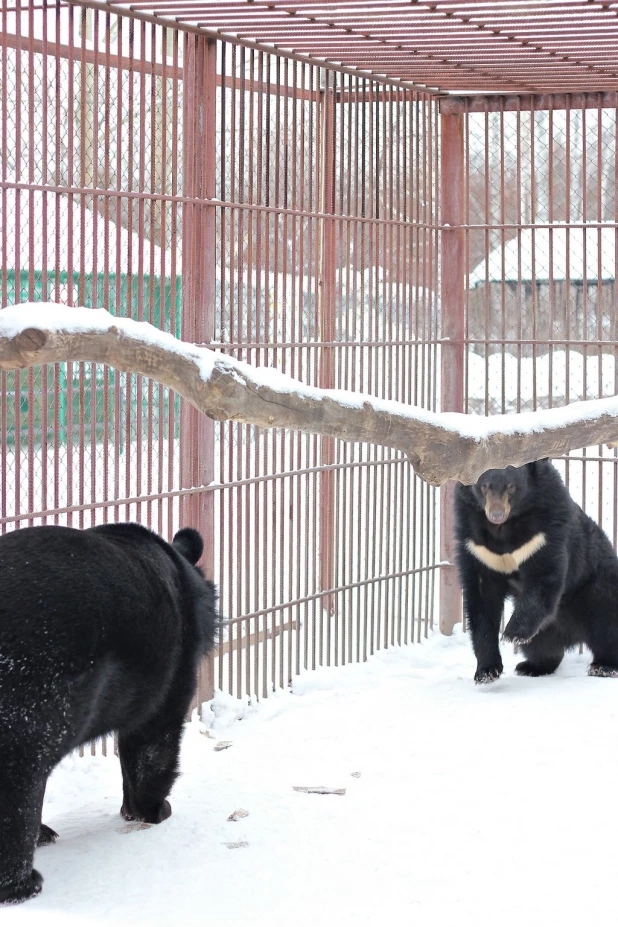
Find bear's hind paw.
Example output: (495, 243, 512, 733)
(588, 663, 618, 678)
(0, 870, 43, 906)
(515, 660, 556, 677)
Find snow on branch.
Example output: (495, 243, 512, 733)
(2, 303, 618, 486)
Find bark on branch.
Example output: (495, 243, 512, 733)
(2, 304, 618, 486)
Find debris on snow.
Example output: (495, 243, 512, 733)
(293, 786, 346, 796)
(214, 741, 233, 752)
(227, 809, 250, 822)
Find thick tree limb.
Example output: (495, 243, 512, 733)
(2, 303, 618, 486)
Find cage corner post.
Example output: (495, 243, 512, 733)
(180, 34, 218, 711)
(438, 107, 465, 636)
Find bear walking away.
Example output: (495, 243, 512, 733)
(0, 523, 218, 905)
(453, 459, 618, 684)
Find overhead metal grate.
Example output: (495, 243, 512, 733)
(74, 0, 618, 93)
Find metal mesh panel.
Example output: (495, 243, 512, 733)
(1, 7, 184, 545)
(1, 7, 440, 715)
(212, 48, 440, 700)
(5, 5, 618, 718)
(457, 94, 618, 546)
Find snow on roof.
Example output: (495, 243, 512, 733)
(2, 188, 177, 276)
(468, 226, 616, 287)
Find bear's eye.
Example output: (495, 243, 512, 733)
(507, 483, 516, 493)
(481, 482, 489, 492)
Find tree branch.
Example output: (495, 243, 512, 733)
(2, 303, 618, 486)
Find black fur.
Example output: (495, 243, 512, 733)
(453, 459, 618, 684)
(0, 522, 218, 905)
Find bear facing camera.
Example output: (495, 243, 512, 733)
(453, 458, 618, 684)
(0, 523, 218, 905)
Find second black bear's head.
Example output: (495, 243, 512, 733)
(469, 460, 548, 525)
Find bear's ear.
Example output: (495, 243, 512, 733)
(173, 528, 204, 565)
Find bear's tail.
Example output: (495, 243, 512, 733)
(172, 527, 204, 565)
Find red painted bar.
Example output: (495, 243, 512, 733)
(180, 35, 218, 709)
(439, 111, 465, 636)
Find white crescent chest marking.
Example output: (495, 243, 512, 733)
(465, 532, 547, 574)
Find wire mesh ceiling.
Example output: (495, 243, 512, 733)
(79, 0, 618, 93)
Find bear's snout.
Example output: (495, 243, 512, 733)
(484, 491, 511, 525)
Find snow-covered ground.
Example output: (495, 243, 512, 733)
(5, 627, 618, 927)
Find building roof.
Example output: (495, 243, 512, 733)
(2, 188, 170, 275)
(468, 226, 617, 286)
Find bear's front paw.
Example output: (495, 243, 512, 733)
(0, 869, 43, 906)
(37, 824, 58, 847)
(502, 615, 540, 645)
(121, 799, 172, 824)
(474, 663, 503, 684)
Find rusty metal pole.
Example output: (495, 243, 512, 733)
(439, 110, 464, 635)
(180, 35, 218, 709)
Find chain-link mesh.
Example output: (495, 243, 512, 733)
(461, 97, 618, 543)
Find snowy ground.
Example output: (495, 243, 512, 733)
(6, 627, 618, 927)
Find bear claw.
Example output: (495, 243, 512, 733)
(37, 824, 59, 847)
(588, 664, 618, 678)
(474, 667, 502, 684)
(502, 634, 532, 645)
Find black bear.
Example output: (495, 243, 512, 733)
(0, 522, 218, 905)
(453, 459, 618, 684)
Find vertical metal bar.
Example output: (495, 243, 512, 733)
(53, 0, 62, 526)
(439, 111, 465, 635)
(90, 11, 101, 529)
(499, 101, 506, 415)
(564, 97, 572, 492)
(613, 102, 618, 548)
(102, 11, 112, 531)
(180, 35, 218, 711)
(261, 50, 270, 698)
(581, 104, 589, 514)
(548, 102, 555, 414)
(26, 1, 35, 528)
(216, 39, 228, 697)
(123, 18, 135, 524)
(515, 101, 523, 415)
(596, 97, 603, 533)
(254, 49, 263, 701)
(318, 72, 337, 626)
(168, 26, 181, 540)
(113, 15, 123, 525)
